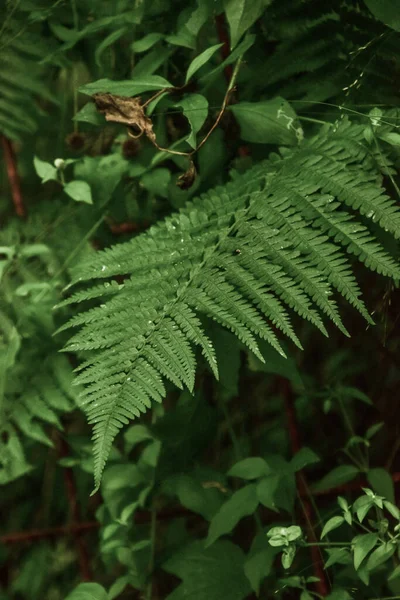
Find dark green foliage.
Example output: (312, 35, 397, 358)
(1, 1, 400, 599)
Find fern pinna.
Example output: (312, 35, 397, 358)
(59, 117, 400, 490)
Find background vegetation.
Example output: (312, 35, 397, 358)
(1, 1, 400, 599)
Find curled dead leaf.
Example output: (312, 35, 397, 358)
(177, 160, 197, 190)
(93, 93, 156, 144)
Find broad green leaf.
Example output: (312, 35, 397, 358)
(175, 94, 209, 148)
(34, 156, 58, 183)
(108, 576, 129, 600)
(206, 484, 258, 546)
(312, 465, 360, 492)
(364, 0, 400, 31)
(141, 168, 171, 198)
(324, 547, 351, 569)
(388, 563, 400, 581)
(256, 474, 280, 510)
(65, 583, 108, 600)
(321, 516, 345, 539)
(290, 447, 320, 472)
(380, 132, 400, 146)
(132, 33, 164, 53)
(79, 76, 172, 97)
(353, 495, 374, 523)
(185, 44, 223, 83)
(300, 592, 313, 600)
(228, 457, 270, 480)
(164, 540, 251, 600)
(353, 533, 379, 570)
(244, 534, 276, 594)
(367, 467, 395, 503)
(223, 0, 269, 49)
(64, 180, 93, 204)
(163, 473, 224, 521)
(383, 500, 400, 520)
(366, 542, 396, 571)
(229, 98, 301, 145)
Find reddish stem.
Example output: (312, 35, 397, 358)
(282, 379, 330, 597)
(215, 13, 233, 83)
(1, 136, 25, 218)
(58, 436, 92, 581)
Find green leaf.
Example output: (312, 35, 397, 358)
(364, 0, 400, 31)
(353, 495, 374, 523)
(65, 583, 108, 600)
(365, 422, 384, 440)
(290, 447, 320, 472)
(383, 500, 400, 520)
(33, 156, 58, 183)
(326, 589, 353, 600)
(206, 484, 258, 546)
(132, 33, 164, 53)
(64, 181, 93, 204)
(185, 44, 223, 83)
(229, 98, 301, 145)
(282, 545, 296, 569)
(321, 516, 345, 539)
(353, 533, 378, 570)
(228, 457, 270, 480)
(256, 474, 280, 510)
(141, 168, 171, 198)
(300, 592, 313, 600)
(388, 563, 400, 581)
(223, 0, 269, 49)
(79, 75, 172, 97)
(312, 465, 360, 492)
(366, 541, 396, 571)
(163, 540, 251, 600)
(367, 467, 395, 503)
(202, 34, 255, 82)
(244, 534, 276, 594)
(95, 27, 128, 67)
(175, 94, 209, 149)
(324, 547, 351, 569)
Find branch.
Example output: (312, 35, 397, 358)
(1, 136, 25, 217)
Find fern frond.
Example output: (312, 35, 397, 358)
(63, 119, 400, 490)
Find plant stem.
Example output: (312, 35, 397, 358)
(1, 136, 25, 217)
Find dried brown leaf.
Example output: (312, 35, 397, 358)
(93, 93, 156, 143)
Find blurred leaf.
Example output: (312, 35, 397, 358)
(312, 465, 360, 492)
(65, 583, 108, 600)
(367, 467, 395, 503)
(364, 0, 400, 31)
(206, 484, 258, 546)
(164, 540, 251, 600)
(291, 447, 320, 472)
(64, 180, 93, 204)
(79, 76, 172, 97)
(230, 98, 300, 145)
(228, 457, 270, 480)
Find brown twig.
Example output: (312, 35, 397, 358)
(1, 136, 25, 217)
(282, 379, 330, 597)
